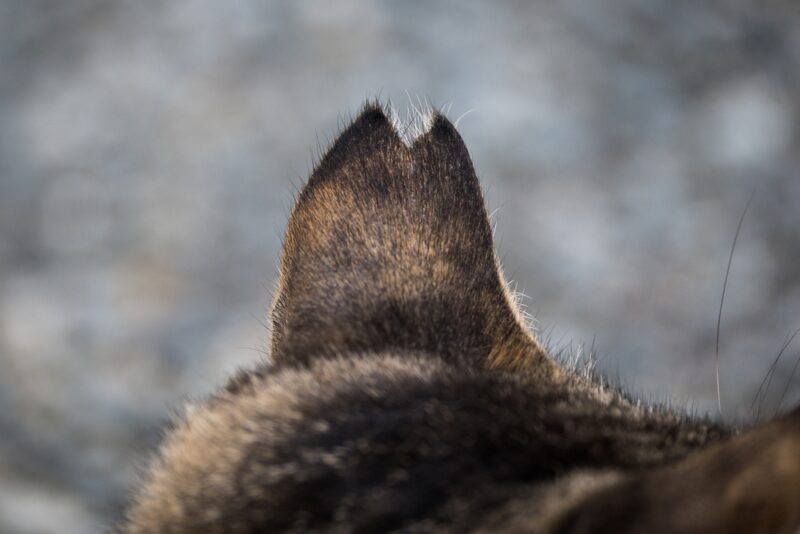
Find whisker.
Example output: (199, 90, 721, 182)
(751, 325, 800, 419)
(775, 347, 800, 416)
(714, 188, 756, 416)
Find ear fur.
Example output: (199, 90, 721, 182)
(270, 104, 557, 377)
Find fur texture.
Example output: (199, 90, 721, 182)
(122, 104, 800, 533)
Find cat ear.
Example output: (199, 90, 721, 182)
(555, 407, 800, 534)
(302, 103, 408, 192)
(269, 103, 412, 364)
(269, 104, 556, 376)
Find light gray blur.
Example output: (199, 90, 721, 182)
(1, 1, 799, 532)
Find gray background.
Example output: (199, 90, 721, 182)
(1, 1, 799, 532)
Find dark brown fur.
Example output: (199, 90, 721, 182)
(122, 104, 800, 533)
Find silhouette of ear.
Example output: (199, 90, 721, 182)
(556, 407, 800, 534)
(269, 104, 556, 376)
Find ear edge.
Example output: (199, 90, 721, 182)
(308, 102, 408, 188)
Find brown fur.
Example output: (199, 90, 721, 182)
(122, 104, 800, 533)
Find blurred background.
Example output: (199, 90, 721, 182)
(1, 1, 799, 532)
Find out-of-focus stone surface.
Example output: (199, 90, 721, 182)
(1, 1, 799, 532)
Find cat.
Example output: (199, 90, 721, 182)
(122, 103, 800, 533)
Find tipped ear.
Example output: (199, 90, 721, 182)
(556, 408, 800, 534)
(304, 104, 407, 191)
(270, 104, 557, 378)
